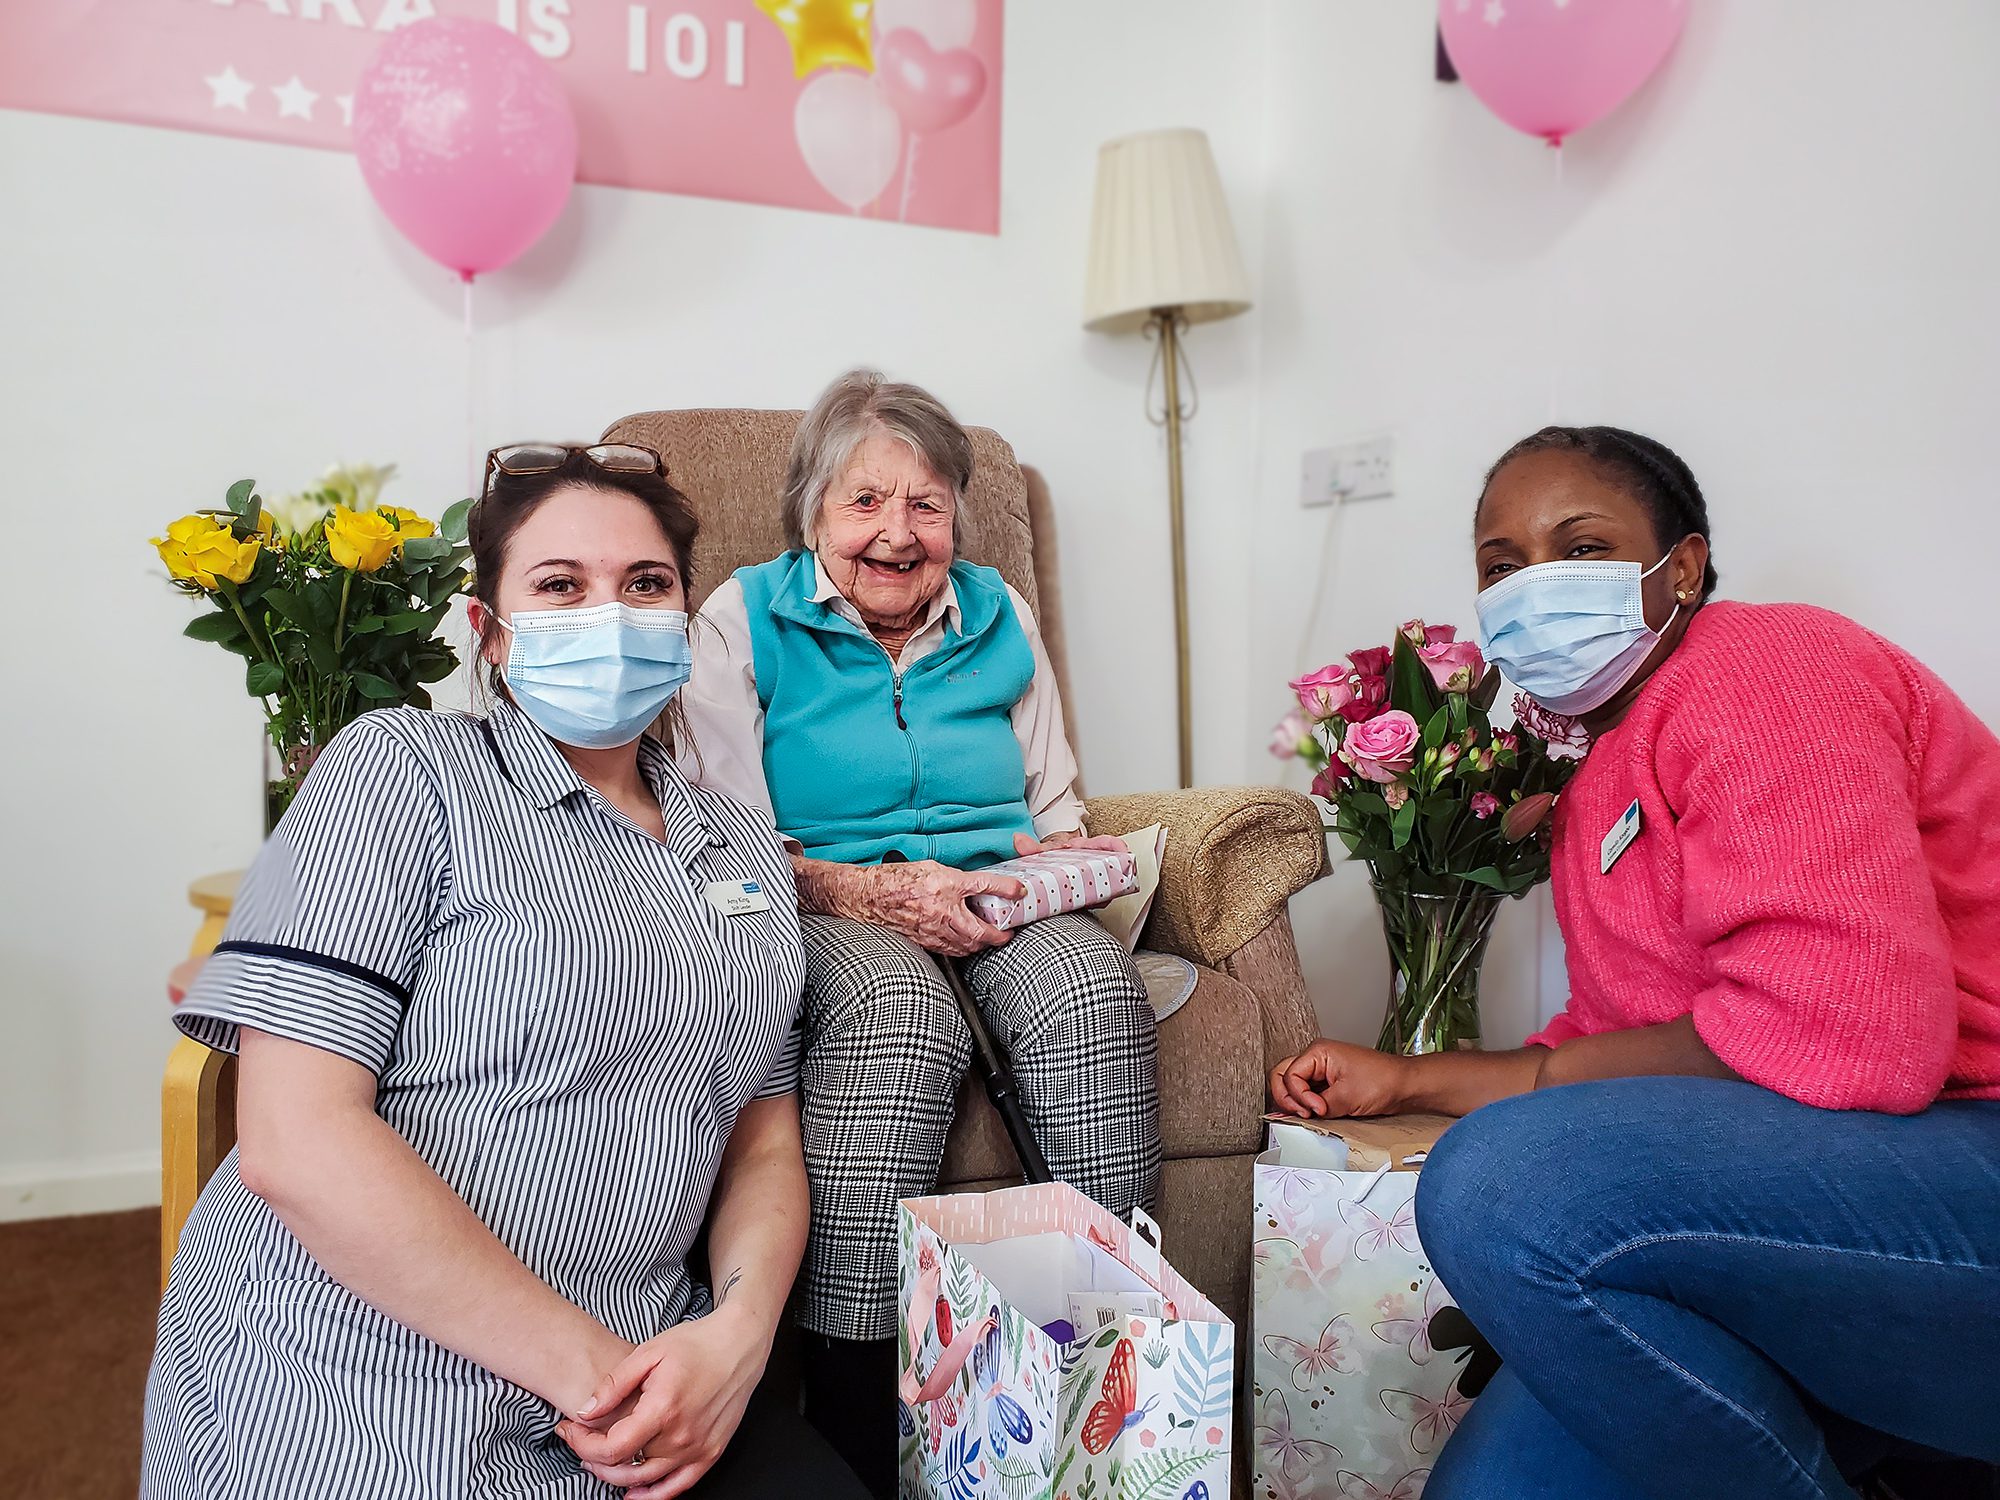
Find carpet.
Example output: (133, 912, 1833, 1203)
(2, 1209, 156, 1499)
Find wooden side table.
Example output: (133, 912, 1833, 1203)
(160, 871, 241, 1291)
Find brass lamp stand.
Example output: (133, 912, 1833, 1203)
(1083, 128, 1252, 788)
(1150, 307, 1196, 789)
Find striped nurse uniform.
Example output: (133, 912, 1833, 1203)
(142, 700, 805, 1499)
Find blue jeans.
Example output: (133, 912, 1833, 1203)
(1415, 1078, 2000, 1500)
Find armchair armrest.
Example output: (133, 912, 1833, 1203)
(1086, 785, 1328, 969)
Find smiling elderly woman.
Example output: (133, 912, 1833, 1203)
(679, 369, 1161, 1492)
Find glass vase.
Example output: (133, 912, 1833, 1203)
(1372, 881, 1503, 1055)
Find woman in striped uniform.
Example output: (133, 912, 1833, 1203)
(143, 445, 864, 1499)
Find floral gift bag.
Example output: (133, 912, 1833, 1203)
(898, 1182, 1234, 1500)
(1251, 1116, 1487, 1500)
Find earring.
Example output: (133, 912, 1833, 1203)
(1676, 589, 1690, 601)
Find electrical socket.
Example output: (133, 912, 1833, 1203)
(1300, 434, 1396, 507)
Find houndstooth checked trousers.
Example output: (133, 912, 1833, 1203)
(794, 912, 1162, 1340)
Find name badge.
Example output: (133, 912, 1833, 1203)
(1600, 799, 1642, 874)
(704, 880, 772, 916)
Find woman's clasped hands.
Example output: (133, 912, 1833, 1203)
(858, 831, 1130, 959)
(556, 1304, 770, 1499)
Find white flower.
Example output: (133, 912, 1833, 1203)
(320, 461, 398, 513)
(265, 489, 333, 541)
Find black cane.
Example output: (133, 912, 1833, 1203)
(933, 954, 1053, 1185)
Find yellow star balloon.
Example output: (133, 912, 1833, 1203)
(757, 0, 875, 78)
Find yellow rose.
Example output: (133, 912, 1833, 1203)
(152, 514, 259, 588)
(378, 505, 436, 541)
(326, 505, 399, 573)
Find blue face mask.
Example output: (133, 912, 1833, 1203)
(1475, 554, 1680, 717)
(500, 602, 691, 750)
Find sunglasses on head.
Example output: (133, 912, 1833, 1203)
(483, 443, 665, 496)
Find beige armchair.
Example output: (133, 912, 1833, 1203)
(158, 409, 1328, 1329)
(600, 408, 1328, 1324)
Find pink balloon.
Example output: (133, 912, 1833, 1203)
(352, 19, 578, 280)
(1438, 0, 1688, 146)
(876, 29, 988, 136)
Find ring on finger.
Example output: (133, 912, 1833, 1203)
(632, 1450, 647, 1467)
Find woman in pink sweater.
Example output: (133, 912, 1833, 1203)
(1270, 426, 2000, 1499)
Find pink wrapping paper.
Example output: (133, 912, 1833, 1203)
(966, 847, 1139, 930)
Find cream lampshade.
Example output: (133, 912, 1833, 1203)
(1084, 128, 1252, 334)
(1083, 127, 1250, 787)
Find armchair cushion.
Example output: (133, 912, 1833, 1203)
(1086, 787, 1328, 968)
(938, 959, 1271, 1185)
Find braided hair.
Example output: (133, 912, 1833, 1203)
(1479, 426, 1719, 600)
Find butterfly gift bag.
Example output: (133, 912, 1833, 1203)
(1251, 1114, 1489, 1500)
(898, 1181, 1234, 1500)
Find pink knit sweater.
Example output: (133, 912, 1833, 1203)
(1526, 601, 2000, 1112)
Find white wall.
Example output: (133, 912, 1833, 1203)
(7, 0, 1999, 1213)
(1252, 0, 2000, 1049)
(0, 0, 1268, 1215)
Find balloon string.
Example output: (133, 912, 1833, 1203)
(898, 135, 920, 223)
(463, 275, 478, 500)
(1548, 142, 1565, 423)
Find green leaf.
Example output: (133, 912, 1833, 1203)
(263, 589, 315, 630)
(1460, 864, 1534, 894)
(400, 536, 451, 564)
(1471, 665, 1503, 712)
(412, 654, 459, 684)
(307, 635, 338, 676)
(245, 661, 285, 696)
(1391, 796, 1418, 849)
(1422, 702, 1451, 750)
(384, 611, 429, 635)
(440, 497, 473, 544)
(1343, 789, 1389, 819)
(183, 612, 243, 643)
(226, 478, 258, 518)
(350, 614, 388, 635)
(1389, 629, 1439, 719)
(406, 687, 433, 709)
(353, 671, 403, 700)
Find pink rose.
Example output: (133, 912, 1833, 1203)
(1338, 673, 1389, 724)
(1339, 709, 1421, 784)
(1472, 792, 1501, 820)
(1349, 646, 1392, 677)
(1383, 782, 1410, 810)
(1288, 664, 1354, 722)
(1418, 638, 1485, 693)
(1268, 709, 1315, 760)
(1400, 619, 1456, 647)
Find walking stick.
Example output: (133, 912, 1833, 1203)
(932, 954, 1052, 1185)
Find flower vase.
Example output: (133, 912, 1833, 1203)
(1372, 881, 1503, 1055)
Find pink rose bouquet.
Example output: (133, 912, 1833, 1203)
(1269, 619, 1581, 1052)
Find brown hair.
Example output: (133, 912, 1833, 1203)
(469, 446, 701, 747)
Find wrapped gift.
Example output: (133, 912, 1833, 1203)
(1251, 1113, 1482, 1500)
(966, 846, 1140, 931)
(898, 1182, 1234, 1499)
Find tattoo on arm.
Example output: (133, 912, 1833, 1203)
(717, 1268, 743, 1306)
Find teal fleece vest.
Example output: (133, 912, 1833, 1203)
(737, 551, 1036, 868)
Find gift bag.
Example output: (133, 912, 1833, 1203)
(1251, 1114, 1483, 1500)
(898, 1181, 1233, 1500)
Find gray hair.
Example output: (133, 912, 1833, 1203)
(781, 369, 974, 552)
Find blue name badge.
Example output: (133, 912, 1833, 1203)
(703, 880, 773, 916)
(1600, 799, 1642, 874)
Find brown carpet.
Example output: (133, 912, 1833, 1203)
(2, 1209, 157, 1500)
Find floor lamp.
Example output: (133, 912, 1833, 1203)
(1084, 128, 1251, 788)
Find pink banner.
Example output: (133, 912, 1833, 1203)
(0, 0, 1002, 233)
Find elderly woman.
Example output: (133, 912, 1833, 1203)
(680, 369, 1161, 1492)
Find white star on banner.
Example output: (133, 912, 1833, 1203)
(336, 95, 355, 127)
(204, 65, 254, 112)
(1484, 0, 1506, 23)
(272, 76, 318, 122)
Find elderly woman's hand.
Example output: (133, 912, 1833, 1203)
(1012, 832, 1129, 857)
(858, 860, 1026, 958)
